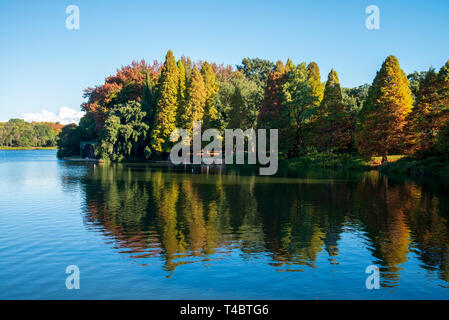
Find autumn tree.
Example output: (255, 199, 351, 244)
(81, 60, 161, 131)
(302, 62, 325, 148)
(355, 55, 414, 162)
(307, 62, 324, 103)
(285, 58, 295, 73)
(181, 67, 206, 132)
(318, 69, 351, 153)
(258, 61, 288, 130)
(177, 60, 187, 109)
(180, 55, 193, 80)
(150, 50, 179, 155)
(201, 62, 219, 128)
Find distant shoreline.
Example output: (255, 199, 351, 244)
(0, 146, 57, 150)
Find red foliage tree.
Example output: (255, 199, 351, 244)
(81, 60, 162, 130)
(257, 61, 288, 130)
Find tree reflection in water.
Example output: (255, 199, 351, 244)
(74, 163, 449, 285)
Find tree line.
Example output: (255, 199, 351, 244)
(57, 50, 449, 163)
(0, 119, 63, 148)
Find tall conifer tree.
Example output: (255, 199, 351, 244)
(307, 62, 324, 104)
(406, 69, 440, 155)
(201, 62, 219, 128)
(432, 61, 449, 155)
(258, 61, 288, 129)
(285, 58, 295, 72)
(150, 50, 179, 154)
(176, 60, 187, 126)
(437, 61, 449, 107)
(319, 69, 351, 152)
(182, 67, 206, 132)
(356, 55, 413, 162)
(142, 71, 157, 129)
(177, 60, 187, 106)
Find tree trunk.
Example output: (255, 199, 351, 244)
(382, 154, 388, 164)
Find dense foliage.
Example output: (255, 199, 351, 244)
(55, 50, 449, 173)
(316, 69, 351, 153)
(355, 56, 414, 162)
(0, 119, 63, 148)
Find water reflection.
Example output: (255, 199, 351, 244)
(63, 163, 449, 286)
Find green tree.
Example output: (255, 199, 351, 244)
(408, 71, 427, 99)
(319, 69, 351, 152)
(99, 101, 149, 161)
(406, 69, 441, 155)
(141, 70, 158, 158)
(33, 123, 57, 146)
(435, 120, 449, 157)
(150, 50, 179, 154)
(236, 58, 275, 88)
(437, 61, 449, 117)
(433, 61, 449, 156)
(281, 63, 319, 156)
(2, 119, 34, 147)
(342, 84, 370, 114)
(355, 55, 414, 162)
(57, 124, 81, 158)
(342, 84, 370, 151)
(141, 70, 158, 129)
(216, 71, 264, 130)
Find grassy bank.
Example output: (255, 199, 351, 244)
(284, 153, 372, 171)
(283, 153, 406, 171)
(380, 156, 449, 179)
(0, 146, 57, 150)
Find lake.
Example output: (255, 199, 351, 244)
(1, 150, 449, 299)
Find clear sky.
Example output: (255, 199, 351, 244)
(0, 0, 448, 122)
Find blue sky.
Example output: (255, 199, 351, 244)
(0, 0, 448, 122)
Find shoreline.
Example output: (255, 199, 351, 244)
(12, 148, 443, 181)
(0, 146, 57, 150)
(62, 156, 103, 163)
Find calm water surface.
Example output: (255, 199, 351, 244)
(1, 150, 449, 299)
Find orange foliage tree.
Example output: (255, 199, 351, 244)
(356, 56, 414, 162)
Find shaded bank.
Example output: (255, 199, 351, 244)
(380, 156, 449, 180)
